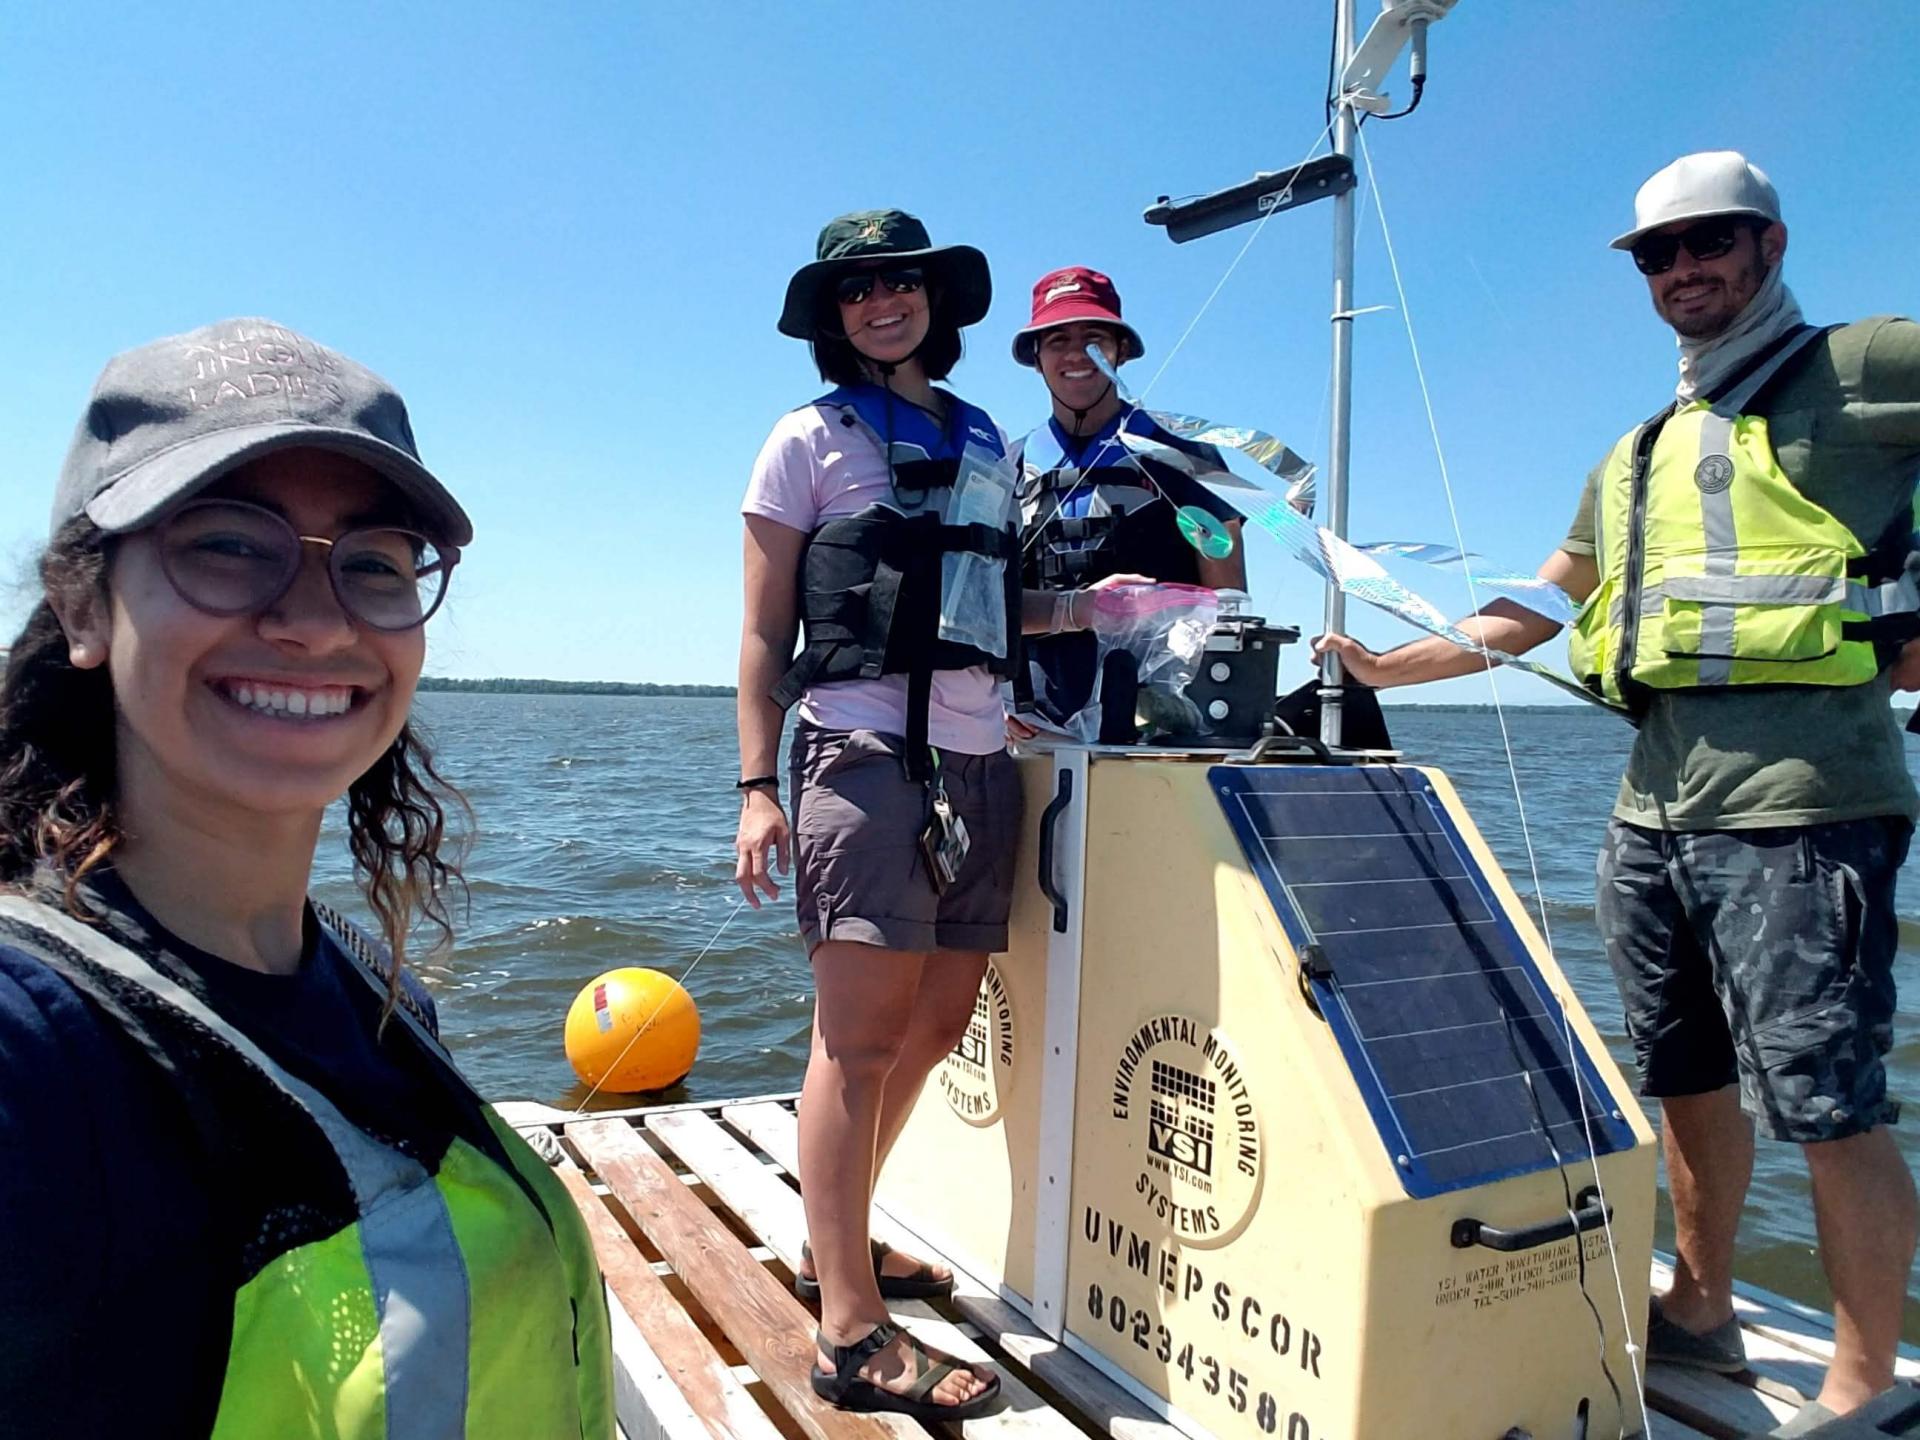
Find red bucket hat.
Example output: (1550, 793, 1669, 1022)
(1011, 266, 1145, 367)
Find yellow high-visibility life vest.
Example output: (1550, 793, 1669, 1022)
(0, 893, 615, 1440)
(1569, 326, 1919, 708)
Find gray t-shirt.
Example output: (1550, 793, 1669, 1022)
(1562, 316, 1920, 831)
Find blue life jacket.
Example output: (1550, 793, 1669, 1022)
(1017, 407, 1225, 588)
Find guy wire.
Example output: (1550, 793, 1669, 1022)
(1356, 125, 1652, 1438)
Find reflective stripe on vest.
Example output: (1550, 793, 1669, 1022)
(1568, 326, 1917, 705)
(0, 894, 613, 1440)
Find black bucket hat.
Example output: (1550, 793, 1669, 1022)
(778, 209, 991, 340)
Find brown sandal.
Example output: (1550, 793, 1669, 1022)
(811, 1321, 1000, 1420)
(794, 1238, 954, 1302)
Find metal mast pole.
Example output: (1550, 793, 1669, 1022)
(1319, 0, 1358, 750)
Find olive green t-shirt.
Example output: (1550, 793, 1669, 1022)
(1562, 316, 1920, 831)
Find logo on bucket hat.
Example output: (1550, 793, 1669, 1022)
(1013, 265, 1145, 367)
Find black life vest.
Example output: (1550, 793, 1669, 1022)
(771, 386, 1020, 780)
(1017, 409, 1215, 589)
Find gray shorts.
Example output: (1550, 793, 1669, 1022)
(1595, 816, 1909, 1143)
(789, 726, 1021, 955)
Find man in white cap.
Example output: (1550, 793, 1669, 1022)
(1313, 151, 1920, 1431)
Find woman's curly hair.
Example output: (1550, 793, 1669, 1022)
(0, 517, 470, 1014)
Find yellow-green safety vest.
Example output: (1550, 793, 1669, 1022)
(0, 893, 615, 1440)
(1569, 326, 1919, 708)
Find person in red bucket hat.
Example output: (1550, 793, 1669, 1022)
(1011, 266, 1246, 734)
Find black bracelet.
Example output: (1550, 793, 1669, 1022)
(735, 775, 780, 793)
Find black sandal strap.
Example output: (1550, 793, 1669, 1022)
(900, 1344, 959, 1403)
(818, 1322, 901, 1392)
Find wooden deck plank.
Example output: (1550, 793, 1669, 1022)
(1641, 1416, 1722, 1440)
(1635, 1410, 1725, 1440)
(607, 1293, 699, 1440)
(559, 1162, 783, 1440)
(648, 1109, 1088, 1440)
(1732, 1329, 1826, 1407)
(568, 1117, 911, 1440)
(1644, 1360, 1798, 1437)
(648, 1110, 807, 1272)
(723, 1100, 1189, 1440)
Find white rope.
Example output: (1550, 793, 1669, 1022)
(570, 896, 747, 1115)
(1356, 125, 1651, 1439)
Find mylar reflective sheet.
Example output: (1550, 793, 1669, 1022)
(1085, 346, 1317, 515)
(1246, 495, 1615, 711)
(1072, 349, 1597, 697)
(1347, 539, 1576, 626)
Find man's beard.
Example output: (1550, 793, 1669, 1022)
(1661, 257, 1763, 339)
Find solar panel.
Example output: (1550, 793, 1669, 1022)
(1212, 764, 1635, 1198)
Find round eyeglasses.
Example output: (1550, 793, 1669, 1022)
(154, 499, 459, 632)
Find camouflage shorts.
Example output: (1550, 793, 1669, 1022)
(1595, 816, 1909, 1143)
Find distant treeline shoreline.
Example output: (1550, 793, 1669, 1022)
(411, 681, 1916, 724)
(418, 677, 736, 697)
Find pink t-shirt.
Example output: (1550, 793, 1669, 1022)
(742, 401, 1008, 755)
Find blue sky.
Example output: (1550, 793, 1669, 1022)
(4, 2, 1916, 704)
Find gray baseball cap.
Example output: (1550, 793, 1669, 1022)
(53, 317, 472, 545)
(1610, 150, 1782, 250)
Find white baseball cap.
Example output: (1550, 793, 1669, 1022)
(1610, 150, 1782, 250)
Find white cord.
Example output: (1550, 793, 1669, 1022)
(571, 897, 747, 1115)
(1357, 126, 1651, 1439)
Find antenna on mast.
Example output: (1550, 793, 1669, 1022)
(1143, 0, 1458, 750)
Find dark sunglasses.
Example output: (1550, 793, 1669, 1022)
(1629, 216, 1751, 276)
(834, 266, 925, 306)
(154, 499, 459, 632)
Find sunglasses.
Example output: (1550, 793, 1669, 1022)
(834, 266, 925, 306)
(1629, 216, 1752, 276)
(154, 499, 459, 632)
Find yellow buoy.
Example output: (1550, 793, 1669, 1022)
(564, 967, 700, 1094)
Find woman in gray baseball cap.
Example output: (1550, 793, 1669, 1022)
(0, 319, 614, 1439)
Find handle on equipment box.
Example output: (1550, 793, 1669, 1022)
(1037, 769, 1073, 933)
(1450, 1186, 1611, 1253)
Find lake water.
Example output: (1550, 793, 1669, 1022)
(314, 692, 1919, 1339)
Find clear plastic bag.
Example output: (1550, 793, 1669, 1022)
(937, 440, 1016, 658)
(1054, 583, 1221, 740)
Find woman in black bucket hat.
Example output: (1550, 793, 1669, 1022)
(776, 208, 992, 342)
(734, 210, 1123, 1420)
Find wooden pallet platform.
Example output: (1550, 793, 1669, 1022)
(499, 1098, 1918, 1440)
